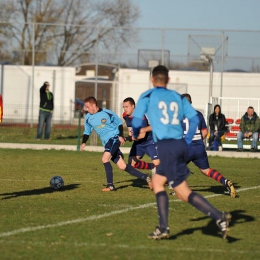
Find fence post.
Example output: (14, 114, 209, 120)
(77, 105, 82, 151)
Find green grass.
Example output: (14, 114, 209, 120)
(0, 149, 260, 260)
(0, 125, 133, 147)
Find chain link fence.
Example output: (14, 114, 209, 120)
(1, 22, 260, 145)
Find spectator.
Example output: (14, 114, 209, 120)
(36, 81, 54, 140)
(208, 104, 226, 151)
(237, 106, 260, 152)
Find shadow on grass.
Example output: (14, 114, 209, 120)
(190, 182, 241, 198)
(167, 209, 254, 243)
(113, 178, 152, 190)
(0, 184, 80, 200)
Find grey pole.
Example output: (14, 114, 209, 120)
(220, 32, 225, 107)
(31, 23, 35, 127)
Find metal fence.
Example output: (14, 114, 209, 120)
(1, 22, 260, 145)
(1, 22, 260, 71)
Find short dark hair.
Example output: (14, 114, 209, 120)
(84, 96, 97, 105)
(182, 93, 192, 104)
(152, 65, 169, 84)
(123, 97, 135, 106)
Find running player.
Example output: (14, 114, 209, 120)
(123, 97, 159, 174)
(80, 96, 152, 191)
(182, 93, 236, 198)
(132, 65, 231, 240)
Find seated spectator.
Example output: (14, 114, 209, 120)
(237, 106, 260, 152)
(208, 104, 226, 151)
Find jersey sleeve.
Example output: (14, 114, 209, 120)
(182, 97, 197, 120)
(132, 89, 153, 137)
(111, 109, 123, 126)
(83, 114, 93, 135)
(197, 111, 207, 130)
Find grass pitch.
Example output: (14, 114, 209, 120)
(0, 148, 260, 260)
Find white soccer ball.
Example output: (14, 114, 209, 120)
(50, 176, 64, 190)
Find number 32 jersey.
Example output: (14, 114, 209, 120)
(133, 87, 197, 142)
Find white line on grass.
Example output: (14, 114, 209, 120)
(0, 185, 259, 238)
(0, 240, 259, 255)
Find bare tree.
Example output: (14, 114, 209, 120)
(0, 0, 140, 66)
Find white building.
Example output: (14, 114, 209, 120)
(1, 65, 260, 123)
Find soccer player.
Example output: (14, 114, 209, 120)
(80, 96, 152, 191)
(122, 97, 159, 174)
(132, 65, 231, 240)
(182, 93, 236, 198)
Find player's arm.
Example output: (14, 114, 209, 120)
(80, 118, 91, 151)
(132, 125, 152, 140)
(185, 114, 199, 145)
(118, 124, 125, 145)
(132, 93, 150, 138)
(201, 128, 208, 140)
(81, 134, 89, 151)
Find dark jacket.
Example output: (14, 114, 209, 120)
(240, 112, 260, 133)
(209, 105, 226, 132)
(39, 85, 54, 112)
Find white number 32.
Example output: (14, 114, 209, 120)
(159, 101, 179, 125)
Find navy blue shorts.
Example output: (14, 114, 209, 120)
(186, 142, 209, 169)
(104, 136, 124, 164)
(156, 138, 190, 189)
(129, 141, 159, 161)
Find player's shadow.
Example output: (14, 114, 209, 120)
(0, 184, 80, 200)
(190, 182, 241, 198)
(167, 209, 254, 243)
(114, 178, 151, 190)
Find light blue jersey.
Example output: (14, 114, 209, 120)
(132, 87, 198, 143)
(83, 108, 122, 146)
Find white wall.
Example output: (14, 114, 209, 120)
(118, 69, 260, 120)
(1, 65, 75, 122)
(1, 66, 260, 123)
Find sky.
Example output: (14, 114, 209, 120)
(133, 0, 260, 31)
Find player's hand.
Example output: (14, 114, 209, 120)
(132, 129, 146, 140)
(119, 136, 125, 146)
(80, 143, 86, 151)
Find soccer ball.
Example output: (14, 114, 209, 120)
(50, 176, 64, 190)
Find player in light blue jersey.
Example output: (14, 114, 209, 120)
(182, 93, 236, 198)
(80, 96, 152, 191)
(132, 65, 231, 240)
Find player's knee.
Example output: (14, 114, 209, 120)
(117, 158, 127, 170)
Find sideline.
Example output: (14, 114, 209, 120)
(0, 185, 259, 238)
(1, 143, 260, 158)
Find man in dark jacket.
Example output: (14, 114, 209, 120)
(36, 81, 54, 140)
(237, 106, 260, 152)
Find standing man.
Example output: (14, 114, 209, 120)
(80, 96, 152, 191)
(132, 65, 231, 240)
(182, 94, 236, 198)
(122, 97, 159, 174)
(237, 106, 260, 152)
(36, 81, 54, 140)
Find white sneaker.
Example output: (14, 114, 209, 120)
(219, 146, 223, 151)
